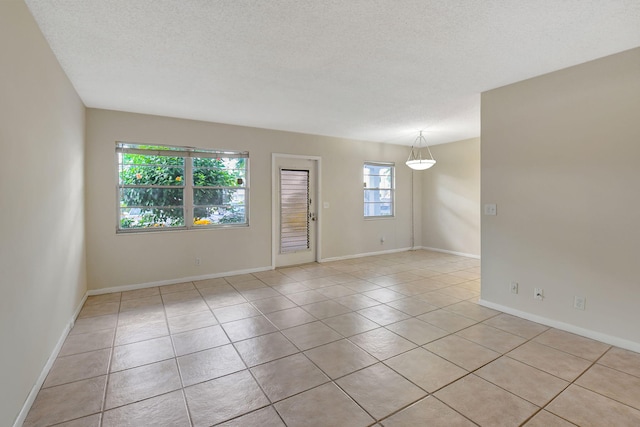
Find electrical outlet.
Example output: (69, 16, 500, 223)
(380, 236, 385, 244)
(195, 257, 201, 266)
(574, 296, 586, 310)
(510, 282, 519, 294)
(534, 288, 544, 300)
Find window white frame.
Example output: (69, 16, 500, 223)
(363, 162, 395, 218)
(116, 142, 249, 232)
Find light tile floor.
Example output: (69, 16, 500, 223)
(24, 250, 640, 426)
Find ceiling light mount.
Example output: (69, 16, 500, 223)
(406, 131, 436, 170)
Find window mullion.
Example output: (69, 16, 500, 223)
(184, 157, 194, 228)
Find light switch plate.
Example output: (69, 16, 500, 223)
(484, 204, 497, 215)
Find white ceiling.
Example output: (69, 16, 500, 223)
(25, 0, 640, 146)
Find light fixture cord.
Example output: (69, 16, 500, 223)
(410, 168, 415, 249)
(419, 130, 435, 161)
(424, 142, 435, 161)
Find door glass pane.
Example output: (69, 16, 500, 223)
(280, 169, 309, 253)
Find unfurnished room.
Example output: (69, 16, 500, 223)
(2, 1, 640, 426)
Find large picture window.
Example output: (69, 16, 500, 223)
(364, 162, 394, 218)
(117, 143, 248, 232)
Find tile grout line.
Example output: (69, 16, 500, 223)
(166, 281, 199, 427)
(211, 274, 289, 426)
(99, 292, 122, 427)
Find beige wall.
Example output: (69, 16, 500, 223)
(0, 1, 87, 425)
(421, 138, 480, 257)
(481, 47, 640, 348)
(85, 109, 416, 290)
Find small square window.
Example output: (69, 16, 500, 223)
(364, 162, 394, 218)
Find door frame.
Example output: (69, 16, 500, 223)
(271, 153, 322, 269)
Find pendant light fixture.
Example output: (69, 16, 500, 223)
(406, 130, 436, 170)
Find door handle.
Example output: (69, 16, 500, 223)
(309, 212, 316, 222)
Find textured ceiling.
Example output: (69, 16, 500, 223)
(25, 0, 640, 145)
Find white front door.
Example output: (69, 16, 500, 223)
(273, 156, 317, 267)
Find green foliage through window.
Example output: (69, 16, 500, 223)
(117, 143, 248, 231)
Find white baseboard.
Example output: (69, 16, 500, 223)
(92, 248, 478, 296)
(419, 246, 481, 259)
(320, 246, 480, 263)
(320, 247, 413, 263)
(478, 299, 640, 353)
(13, 292, 88, 427)
(87, 265, 274, 296)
